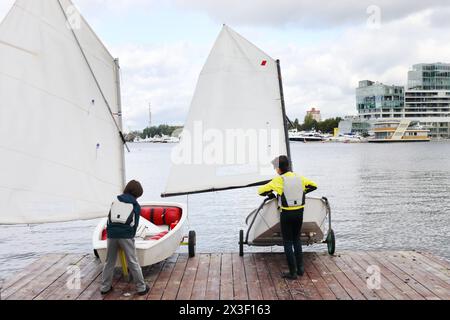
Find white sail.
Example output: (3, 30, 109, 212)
(163, 26, 289, 197)
(0, 0, 125, 224)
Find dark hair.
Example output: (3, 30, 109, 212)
(123, 180, 144, 199)
(271, 155, 291, 174)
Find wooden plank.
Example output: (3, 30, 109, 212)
(35, 255, 100, 300)
(232, 253, 249, 300)
(253, 254, 278, 300)
(1, 254, 66, 299)
(77, 261, 125, 301)
(400, 251, 450, 285)
(303, 253, 336, 300)
(271, 253, 307, 300)
(7, 254, 84, 300)
(349, 251, 414, 300)
(315, 253, 366, 300)
(327, 253, 383, 300)
(161, 254, 188, 300)
(264, 254, 292, 300)
(338, 253, 393, 300)
(296, 253, 322, 300)
(308, 253, 351, 300)
(366, 251, 439, 300)
(147, 254, 178, 300)
(104, 268, 133, 301)
(191, 254, 211, 300)
(380, 251, 450, 300)
(243, 254, 263, 300)
(177, 254, 200, 300)
(219, 253, 233, 300)
(134, 261, 166, 301)
(205, 253, 221, 300)
(419, 251, 450, 269)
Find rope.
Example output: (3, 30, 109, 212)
(56, 0, 130, 152)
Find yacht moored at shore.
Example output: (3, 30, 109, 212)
(289, 129, 325, 142)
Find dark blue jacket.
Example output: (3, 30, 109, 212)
(106, 194, 141, 239)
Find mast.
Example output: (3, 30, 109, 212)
(276, 59, 293, 170)
(149, 103, 153, 128)
(115, 58, 126, 189)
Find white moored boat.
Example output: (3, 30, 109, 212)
(93, 202, 195, 267)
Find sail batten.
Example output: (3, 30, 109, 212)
(162, 26, 288, 198)
(0, 0, 125, 224)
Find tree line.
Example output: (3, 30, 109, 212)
(125, 125, 183, 142)
(124, 115, 342, 142)
(290, 115, 342, 134)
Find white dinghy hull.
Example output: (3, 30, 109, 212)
(93, 202, 191, 267)
(243, 197, 334, 253)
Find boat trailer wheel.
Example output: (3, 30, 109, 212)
(188, 230, 196, 258)
(327, 229, 336, 255)
(239, 230, 244, 257)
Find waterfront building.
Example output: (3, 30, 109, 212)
(338, 116, 373, 135)
(306, 108, 322, 122)
(405, 63, 450, 139)
(369, 119, 430, 143)
(356, 80, 405, 119)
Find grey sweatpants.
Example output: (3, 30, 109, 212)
(101, 238, 146, 293)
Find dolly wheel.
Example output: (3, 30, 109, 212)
(188, 230, 196, 258)
(327, 229, 336, 255)
(94, 249, 100, 259)
(239, 230, 244, 257)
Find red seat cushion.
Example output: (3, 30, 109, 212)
(165, 207, 182, 225)
(148, 231, 169, 241)
(170, 220, 179, 230)
(140, 207, 151, 221)
(101, 229, 107, 241)
(140, 206, 182, 226)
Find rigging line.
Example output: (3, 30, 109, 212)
(285, 116, 294, 128)
(56, 0, 130, 153)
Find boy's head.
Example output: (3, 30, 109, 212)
(271, 155, 291, 175)
(123, 180, 144, 199)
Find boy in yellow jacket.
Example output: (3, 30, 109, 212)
(258, 156, 317, 279)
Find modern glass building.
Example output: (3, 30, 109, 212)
(405, 63, 450, 139)
(408, 63, 450, 90)
(356, 80, 405, 119)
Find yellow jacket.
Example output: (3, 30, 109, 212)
(258, 172, 318, 211)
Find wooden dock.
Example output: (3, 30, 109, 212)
(1, 251, 449, 300)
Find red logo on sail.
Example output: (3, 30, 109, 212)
(261, 60, 267, 66)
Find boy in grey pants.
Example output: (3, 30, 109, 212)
(100, 180, 149, 296)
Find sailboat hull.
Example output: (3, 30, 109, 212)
(245, 197, 330, 246)
(92, 202, 188, 267)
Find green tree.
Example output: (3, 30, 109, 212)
(302, 114, 318, 131)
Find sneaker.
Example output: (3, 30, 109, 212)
(281, 272, 298, 280)
(137, 285, 150, 296)
(100, 287, 113, 295)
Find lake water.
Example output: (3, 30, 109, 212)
(1, 142, 449, 281)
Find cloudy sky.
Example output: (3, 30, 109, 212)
(1, 0, 450, 131)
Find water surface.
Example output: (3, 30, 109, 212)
(1, 142, 449, 281)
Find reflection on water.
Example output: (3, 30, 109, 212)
(1, 142, 449, 280)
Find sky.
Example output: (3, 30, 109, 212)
(1, 0, 450, 131)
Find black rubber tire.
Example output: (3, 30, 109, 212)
(327, 229, 336, 255)
(239, 230, 244, 257)
(94, 249, 100, 259)
(188, 230, 196, 258)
